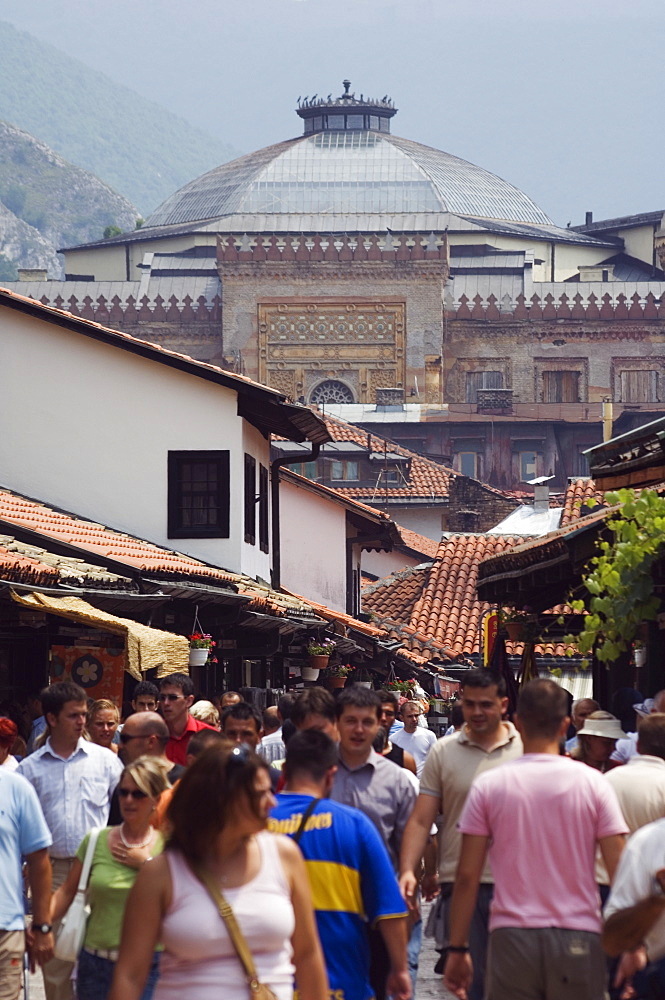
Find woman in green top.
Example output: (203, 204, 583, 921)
(52, 756, 171, 1000)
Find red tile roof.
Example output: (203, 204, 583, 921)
(320, 413, 453, 500)
(363, 533, 574, 659)
(0, 539, 60, 586)
(560, 478, 606, 526)
(0, 489, 240, 584)
(395, 526, 440, 560)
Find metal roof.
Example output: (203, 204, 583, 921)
(141, 130, 554, 231)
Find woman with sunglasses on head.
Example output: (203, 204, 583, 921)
(108, 742, 328, 1000)
(51, 756, 171, 1000)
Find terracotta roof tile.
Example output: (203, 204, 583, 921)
(364, 534, 528, 656)
(320, 413, 453, 500)
(560, 478, 606, 526)
(395, 526, 440, 559)
(0, 533, 132, 589)
(0, 489, 239, 585)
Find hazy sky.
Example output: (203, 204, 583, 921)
(3, 0, 661, 226)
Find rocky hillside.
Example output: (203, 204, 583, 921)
(0, 21, 238, 214)
(0, 120, 139, 277)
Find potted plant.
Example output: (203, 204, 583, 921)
(351, 667, 373, 689)
(325, 664, 352, 689)
(188, 632, 215, 667)
(304, 636, 337, 680)
(386, 677, 417, 696)
(499, 607, 539, 643)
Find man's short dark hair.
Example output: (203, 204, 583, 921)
(637, 713, 665, 760)
(378, 690, 399, 710)
(41, 681, 87, 719)
(132, 680, 159, 701)
(277, 693, 296, 721)
(187, 729, 228, 759)
(284, 729, 338, 783)
(291, 688, 336, 728)
(159, 672, 194, 698)
(372, 726, 388, 753)
(516, 678, 569, 739)
(335, 684, 381, 720)
(221, 702, 262, 732)
(460, 668, 506, 698)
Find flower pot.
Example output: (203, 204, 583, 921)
(302, 666, 320, 681)
(634, 647, 647, 668)
(356, 680, 372, 689)
(505, 622, 525, 642)
(308, 655, 329, 671)
(328, 676, 347, 689)
(188, 647, 209, 667)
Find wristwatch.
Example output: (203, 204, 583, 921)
(32, 922, 52, 934)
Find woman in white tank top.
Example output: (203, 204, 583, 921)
(107, 741, 328, 1000)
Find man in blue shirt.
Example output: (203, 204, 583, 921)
(269, 728, 411, 1000)
(0, 767, 53, 999)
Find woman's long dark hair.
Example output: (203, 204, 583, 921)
(166, 742, 269, 866)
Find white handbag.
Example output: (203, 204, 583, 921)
(54, 827, 102, 962)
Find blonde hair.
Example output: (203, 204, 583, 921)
(122, 755, 172, 798)
(89, 699, 120, 723)
(190, 700, 220, 728)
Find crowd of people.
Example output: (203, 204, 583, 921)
(3, 669, 665, 1000)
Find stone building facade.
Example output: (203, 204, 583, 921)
(6, 86, 665, 490)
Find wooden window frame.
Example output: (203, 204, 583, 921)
(168, 451, 230, 539)
(244, 453, 257, 545)
(259, 465, 269, 553)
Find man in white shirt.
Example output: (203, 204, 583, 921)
(391, 701, 436, 777)
(604, 817, 665, 997)
(18, 680, 122, 1000)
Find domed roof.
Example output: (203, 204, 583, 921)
(146, 94, 552, 230)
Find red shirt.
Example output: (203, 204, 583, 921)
(165, 715, 216, 766)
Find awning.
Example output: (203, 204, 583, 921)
(10, 591, 189, 679)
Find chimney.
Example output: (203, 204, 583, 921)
(585, 211, 593, 227)
(18, 268, 48, 281)
(527, 475, 555, 512)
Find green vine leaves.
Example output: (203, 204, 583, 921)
(567, 489, 665, 665)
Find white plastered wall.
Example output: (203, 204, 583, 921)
(279, 479, 347, 612)
(1, 306, 271, 579)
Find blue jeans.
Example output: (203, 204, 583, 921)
(407, 915, 423, 996)
(77, 949, 160, 1000)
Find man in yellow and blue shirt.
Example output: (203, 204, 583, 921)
(269, 728, 411, 1000)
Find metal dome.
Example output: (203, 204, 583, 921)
(146, 111, 552, 230)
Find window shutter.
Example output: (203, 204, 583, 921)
(259, 465, 269, 553)
(244, 453, 256, 545)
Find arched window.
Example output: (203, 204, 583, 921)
(309, 380, 355, 404)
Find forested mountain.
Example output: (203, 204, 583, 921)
(0, 120, 139, 277)
(0, 21, 238, 214)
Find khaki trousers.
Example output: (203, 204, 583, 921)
(43, 859, 75, 1000)
(0, 930, 24, 1000)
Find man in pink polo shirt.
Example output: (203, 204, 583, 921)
(444, 678, 628, 1000)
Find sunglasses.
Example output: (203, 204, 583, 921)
(158, 693, 183, 702)
(118, 787, 148, 800)
(118, 732, 145, 745)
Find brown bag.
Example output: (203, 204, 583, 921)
(194, 865, 279, 1000)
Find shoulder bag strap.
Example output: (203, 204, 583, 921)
(291, 798, 320, 845)
(193, 864, 260, 988)
(77, 827, 103, 893)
